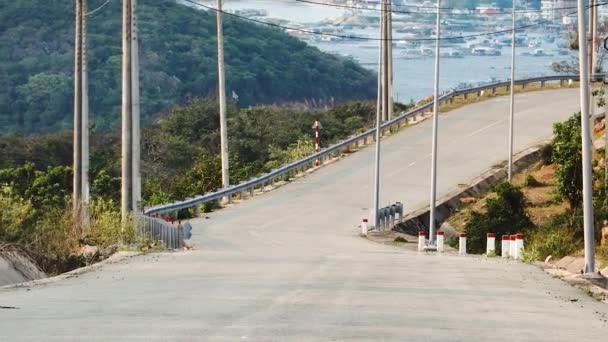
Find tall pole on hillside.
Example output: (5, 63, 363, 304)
(507, 0, 516, 182)
(591, 0, 598, 78)
(428, 0, 442, 245)
(381, 0, 389, 122)
(387, 0, 394, 120)
(372, 3, 384, 229)
(121, 0, 142, 221)
(217, 0, 230, 195)
(577, 0, 596, 274)
(73, 0, 89, 219)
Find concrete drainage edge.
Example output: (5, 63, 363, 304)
(394, 140, 549, 238)
(0, 251, 142, 290)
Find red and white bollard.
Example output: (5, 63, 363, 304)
(515, 233, 525, 260)
(486, 233, 495, 255)
(501, 235, 510, 258)
(418, 231, 426, 251)
(361, 219, 368, 237)
(436, 231, 445, 252)
(510, 235, 517, 259)
(459, 233, 467, 255)
(313, 119, 321, 167)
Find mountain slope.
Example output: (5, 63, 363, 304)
(0, 0, 376, 134)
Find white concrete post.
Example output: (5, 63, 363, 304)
(501, 235, 510, 258)
(459, 233, 467, 255)
(418, 231, 426, 251)
(516, 233, 525, 260)
(436, 231, 444, 252)
(361, 219, 368, 237)
(486, 233, 496, 255)
(510, 235, 517, 259)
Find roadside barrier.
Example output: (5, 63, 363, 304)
(436, 231, 444, 252)
(418, 231, 426, 252)
(501, 235, 510, 258)
(144, 75, 580, 217)
(486, 233, 496, 255)
(459, 233, 467, 255)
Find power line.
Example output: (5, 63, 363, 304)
(181, 0, 606, 42)
(291, 0, 580, 15)
(86, 0, 112, 16)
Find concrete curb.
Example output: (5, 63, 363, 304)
(394, 140, 550, 237)
(0, 251, 142, 290)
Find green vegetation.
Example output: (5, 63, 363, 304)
(463, 182, 533, 254)
(0, 97, 391, 272)
(0, 0, 375, 134)
(552, 112, 583, 210)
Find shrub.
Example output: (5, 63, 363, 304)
(464, 182, 533, 254)
(84, 199, 135, 248)
(524, 226, 580, 261)
(524, 174, 543, 187)
(552, 113, 583, 209)
(0, 187, 36, 242)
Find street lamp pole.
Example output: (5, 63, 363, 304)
(577, 0, 596, 274)
(428, 0, 442, 245)
(507, 0, 516, 182)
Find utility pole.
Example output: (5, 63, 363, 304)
(589, 0, 597, 78)
(577, 0, 596, 274)
(372, 2, 384, 229)
(73, 0, 89, 219)
(121, 0, 141, 221)
(387, 0, 394, 120)
(428, 0, 442, 245)
(507, 0, 516, 182)
(217, 0, 230, 193)
(381, 0, 389, 122)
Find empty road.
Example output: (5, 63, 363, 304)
(2, 88, 608, 341)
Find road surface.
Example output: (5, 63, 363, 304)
(2, 88, 608, 341)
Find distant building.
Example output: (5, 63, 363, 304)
(540, 0, 577, 24)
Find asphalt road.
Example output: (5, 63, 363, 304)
(2, 88, 608, 341)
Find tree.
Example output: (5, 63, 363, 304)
(552, 113, 583, 210)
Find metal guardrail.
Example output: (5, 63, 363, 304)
(144, 75, 579, 216)
(139, 215, 184, 249)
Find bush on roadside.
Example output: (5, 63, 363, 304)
(464, 182, 533, 254)
(84, 199, 135, 248)
(524, 174, 543, 187)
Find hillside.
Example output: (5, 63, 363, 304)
(0, 0, 376, 134)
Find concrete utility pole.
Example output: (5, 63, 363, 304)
(121, 0, 142, 221)
(428, 0, 442, 245)
(381, 0, 389, 122)
(217, 0, 230, 192)
(577, 0, 596, 274)
(387, 0, 394, 120)
(73, 0, 90, 219)
(589, 0, 597, 81)
(372, 2, 384, 229)
(507, 0, 516, 182)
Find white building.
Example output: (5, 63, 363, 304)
(540, 0, 577, 24)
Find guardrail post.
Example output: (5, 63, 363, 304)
(396, 202, 403, 222)
(492, 87, 496, 95)
(560, 79, 564, 87)
(568, 79, 573, 87)
(463, 93, 468, 100)
(540, 81, 545, 88)
(506, 84, 510, 92)
(477, 90, 481, 97)
(521, 82, 526, 90)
